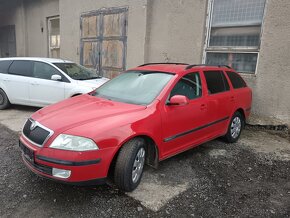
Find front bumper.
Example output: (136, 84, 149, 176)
(19, 135, 117, 185)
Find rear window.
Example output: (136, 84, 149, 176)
(204, 71, 229, 94)
(226, 71, 247, 89)
(0, 60, 12, 74)
(8, 60, 33, 77)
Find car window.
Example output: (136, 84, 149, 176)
(8, 60, 33, 77)
(33, 62, 61, 80)
(204, 71, 229, 94)
(226, 71, 247, 89)
(53, 63, 100, 80)
(170, 72, 202, 100)
(95, 71, 173, 105)
(0, 60, 12, 74)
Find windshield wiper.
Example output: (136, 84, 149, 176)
(77, 76, 102, 80)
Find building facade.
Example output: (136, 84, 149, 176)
(0, 0, 289, 126)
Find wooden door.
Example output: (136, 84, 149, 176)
(80, 7, 128, 78)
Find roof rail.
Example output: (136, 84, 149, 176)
(138, 62, 189, 67)
(185, 64, 232, 70)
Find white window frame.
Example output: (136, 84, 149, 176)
(202, 0, 267, 75)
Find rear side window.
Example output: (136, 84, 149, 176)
(0, 60, 12, 74)
(204, 71, 229, 94)
(226, 71, 247, 89)
(8, 61, 33, 77)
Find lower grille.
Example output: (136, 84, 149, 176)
(23, 156, 52, 175)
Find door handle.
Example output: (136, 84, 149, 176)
(30, 82, 39, 86)
(200, 104, 207, 110)
(230, 96, 235, 102)
(3, 78, 10, 82)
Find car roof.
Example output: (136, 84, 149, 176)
(132, 63, 234, 75)
(0, 57, 73, 64)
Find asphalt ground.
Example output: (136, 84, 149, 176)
(0, 106, 290, 217)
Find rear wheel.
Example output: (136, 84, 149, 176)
(114, 138, 146, 192)
(223, 111, 244, 143)
(0, 89, 10, 110)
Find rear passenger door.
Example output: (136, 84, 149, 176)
(203, 70, 235, 136)
(6, 60, 32, 105)
(29, 61, 65, 106)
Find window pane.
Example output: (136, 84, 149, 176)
(170, 72, 202, 100)
(49, 19, 60, 47)
(221, 71, 230, 91)
(8, 61, 33, 77)
(209, 26, 260, 47)
(95, 71, 173, 105)
(0, 60, 12, 73)
(33, 62, 60, 80)
(206, 53, 257, 74)
(204, 71, 227, 94)
(226, 71, 247, 89)
(212, 0, 266, 27)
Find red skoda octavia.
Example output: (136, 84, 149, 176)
(19, 63, 252, 192)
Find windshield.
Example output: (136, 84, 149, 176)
(53, 63, 101, 80)
(94, 71, 174, 105)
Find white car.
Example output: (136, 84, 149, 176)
(0, 57, 109, 109)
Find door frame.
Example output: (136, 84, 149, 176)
(47, 16, 61, 58)
(0, 25, 16, 57)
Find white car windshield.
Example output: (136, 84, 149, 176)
(53, 63, 101, 80)
(94, 71, 174, 105)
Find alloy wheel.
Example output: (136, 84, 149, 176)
(132, 147, 145, 183)
(231, 117, 241, 139)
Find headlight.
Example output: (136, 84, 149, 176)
(50, 134, 99, 151)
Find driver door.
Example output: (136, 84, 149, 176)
(28, 61, 65, 106)
(161, 72, 210, 158)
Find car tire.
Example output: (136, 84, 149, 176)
(223, 111, 244, 143)
(114, 138, 146, 192)
(0, 89, 10, 110)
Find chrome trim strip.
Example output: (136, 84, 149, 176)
(22, 118, 54, 147)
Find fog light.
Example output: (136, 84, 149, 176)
(52, 168, 71, 179)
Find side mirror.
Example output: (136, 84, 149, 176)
(168, 95, 189, 106)
(51, 74, 62, 81)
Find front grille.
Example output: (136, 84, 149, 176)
(23, 119, 52, 146)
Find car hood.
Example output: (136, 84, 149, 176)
(32, 94, 146, 134)
(76, 77, 109, 88)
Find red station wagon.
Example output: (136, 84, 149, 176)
(19, 63, 252, 192)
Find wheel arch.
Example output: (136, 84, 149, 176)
(108, 134, 159, 179)
(236, 108, 246, 123)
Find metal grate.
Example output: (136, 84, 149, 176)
(212, 0, 266, 27)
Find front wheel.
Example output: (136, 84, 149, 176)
(223, 111, 244, 143)
(114, 138, 146, 192)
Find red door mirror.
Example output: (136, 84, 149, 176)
(168, 95, 189, 106)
